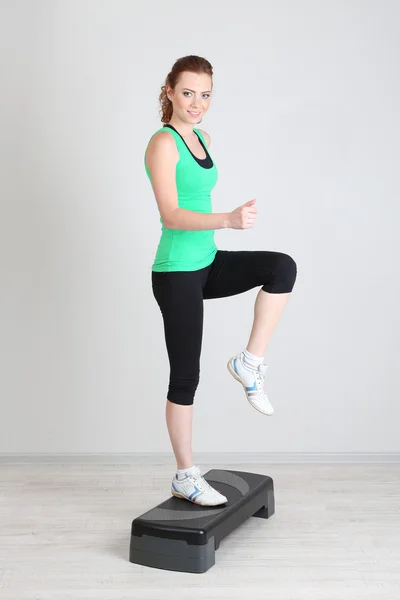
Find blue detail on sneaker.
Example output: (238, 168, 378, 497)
(189, 486, 202, 500)
(171, 482, 180, 493)
(245, 381, 257, 391)
(233, 357, 257, 391)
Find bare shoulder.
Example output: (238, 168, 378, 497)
(146, 130, 178, 165)
(147, 129, 176, 151)
(197, 128, 211, 148)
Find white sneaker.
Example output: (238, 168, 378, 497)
(171, 466, 228, 506)
(227, 352, 274, 416)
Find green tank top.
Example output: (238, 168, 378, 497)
(144, 124, 218, 272)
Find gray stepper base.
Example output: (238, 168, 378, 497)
(129, 469, 275, 573)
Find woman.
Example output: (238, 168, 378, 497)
(144, 55, 297, 507)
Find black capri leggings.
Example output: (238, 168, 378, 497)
(151, 250, 297, 406)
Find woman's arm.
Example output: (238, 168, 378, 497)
(145, 132, 230, 231)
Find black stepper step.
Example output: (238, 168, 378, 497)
(129, 468, 275, 573)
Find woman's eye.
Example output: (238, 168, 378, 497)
(183, 92, 210, 99)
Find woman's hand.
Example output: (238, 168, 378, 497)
(227, 198, 257, 229)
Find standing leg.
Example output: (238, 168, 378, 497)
(165, 402, 193, 470)
(152, 266, 229, 505)
(152, 270, 205, 469)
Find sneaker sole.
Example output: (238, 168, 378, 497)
(171, 488, 227, 506)
(227, 359, 274, 416)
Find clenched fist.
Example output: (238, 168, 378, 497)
(227, 198, 257, 229)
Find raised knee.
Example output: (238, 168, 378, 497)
(282, 254, 297, 283)
(278, 253, 297, 291)
(263, 253, 297, 293)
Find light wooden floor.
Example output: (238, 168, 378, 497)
(1, 461, 399, 599)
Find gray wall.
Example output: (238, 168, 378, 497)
(1, 0, 399, 454)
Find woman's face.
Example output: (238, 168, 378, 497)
(167, 71, 212, 125)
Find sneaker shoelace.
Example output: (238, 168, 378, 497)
(255, 363, 268, 394)
(190, 473, 217, 495)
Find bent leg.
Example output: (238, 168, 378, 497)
(203, 250, 297, 355)
(203, 250, 297, 298)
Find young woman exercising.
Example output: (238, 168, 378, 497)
(144, 55, 297, 506)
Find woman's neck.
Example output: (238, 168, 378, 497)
(166, 119, 196, 139)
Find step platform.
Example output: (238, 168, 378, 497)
(129, 468, 275, 573)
